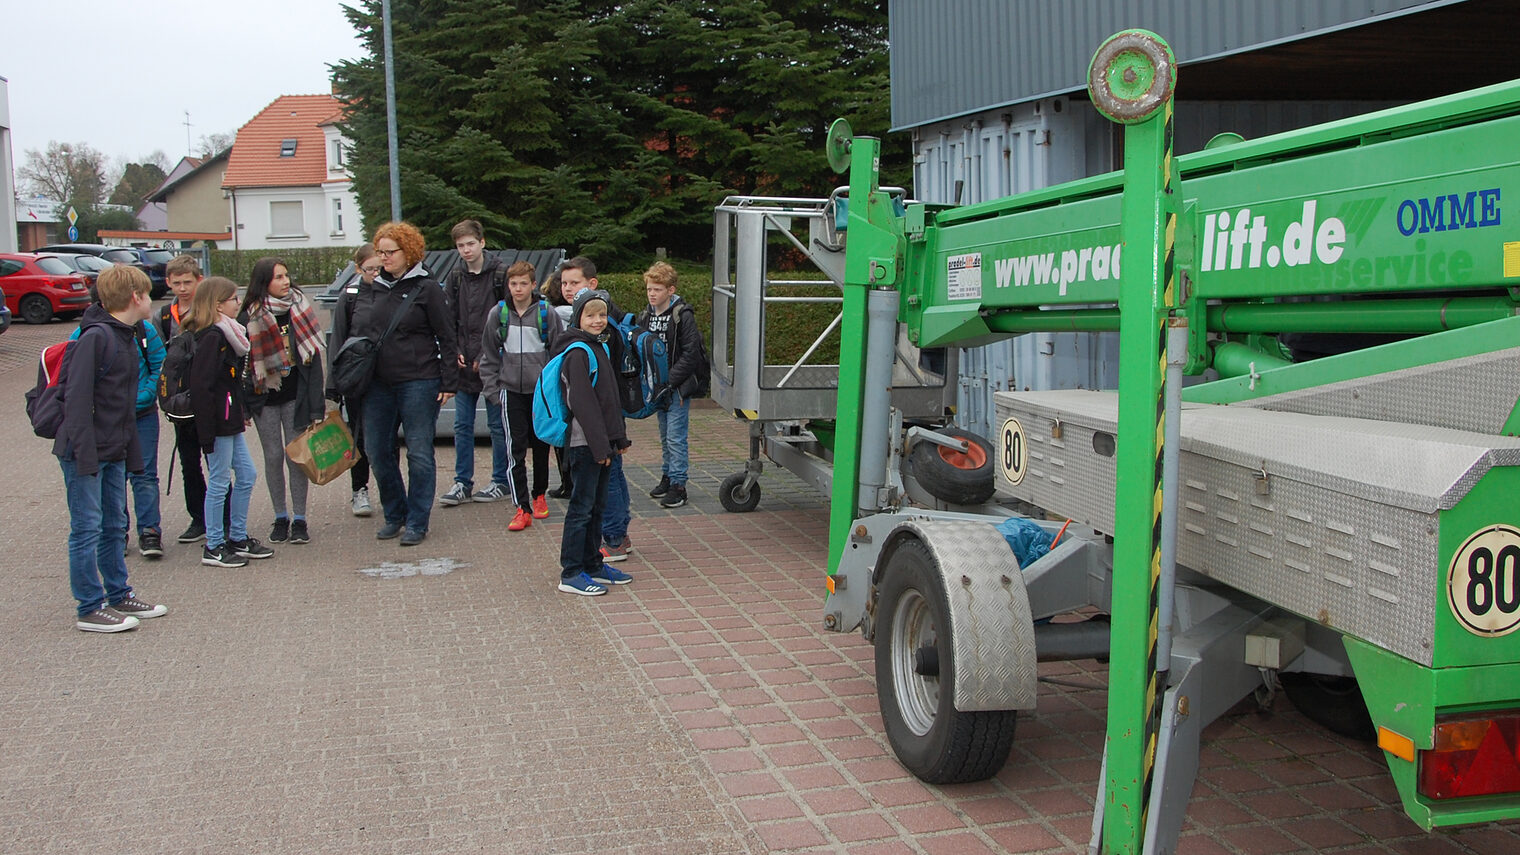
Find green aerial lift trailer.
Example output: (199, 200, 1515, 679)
(715, 30, 1520, 854)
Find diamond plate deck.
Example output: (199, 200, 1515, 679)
(993, 389, 1520, 666)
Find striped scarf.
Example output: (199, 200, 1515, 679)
(247, 289, 323, 393)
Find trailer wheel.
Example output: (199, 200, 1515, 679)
(719, 472, 761, 513)
(1279, 673, 1375, 742)
(909, 428, 997, 506)
(876, 539, 1016, 783)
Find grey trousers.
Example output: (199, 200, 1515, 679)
(251, 398, 310, 519)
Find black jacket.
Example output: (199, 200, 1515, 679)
(189, 325, 248, 453)
(639, 297, 705, 397)
(348, 263, 459, 391)
(444, 256, 505, 395)
(53, 305, 143, 475)
(555, 328, 629, 462)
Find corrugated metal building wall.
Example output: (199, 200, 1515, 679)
(889, 0, 1450, 440)
(890, 0, 1449, 131)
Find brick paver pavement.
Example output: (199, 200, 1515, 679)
(3, 315, 1518, 853)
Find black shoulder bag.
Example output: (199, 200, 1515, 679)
(331, 285, 425, 400)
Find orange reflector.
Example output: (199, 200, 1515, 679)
(1420, 713, 1520, 800)
(1378, 727, 1415, 763)
(825, 576, 836, 594)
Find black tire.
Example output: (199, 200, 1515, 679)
(19, 294, 53, 325)
(876, 539, 1017, 783)
(719, 472, 761, 513)
(1279, 672, 1375, 742)
(909, 427, 996, 506)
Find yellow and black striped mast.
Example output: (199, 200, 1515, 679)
(1086, 30, 1179, 854)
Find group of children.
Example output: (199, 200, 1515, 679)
(53, 219, 705, 631)
(438, 221, 702, 597)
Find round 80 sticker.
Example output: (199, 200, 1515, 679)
(999, 418, 1028, 486)
(1447, 524, 1520, 637)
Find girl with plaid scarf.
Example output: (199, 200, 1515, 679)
(240, 257, 327, 545)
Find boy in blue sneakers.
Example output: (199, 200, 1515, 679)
(554, 290, 633, 595)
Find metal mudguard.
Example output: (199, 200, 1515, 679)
(830, 513, 1039, 712)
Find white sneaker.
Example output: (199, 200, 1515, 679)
(440, 482, 470, 506)
(352, 487, 373, 517)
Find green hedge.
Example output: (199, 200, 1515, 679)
(598, 260, 840, 368)
(210, 247, 359, 289)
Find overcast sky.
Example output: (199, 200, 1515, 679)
(3, 0, 366, 177)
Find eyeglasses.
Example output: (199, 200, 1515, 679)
(359, 265, 383, 274)
(375, 248, 402, 257)
(220, 295, 239, 304)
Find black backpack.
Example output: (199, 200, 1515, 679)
(158, 330, 197, 422)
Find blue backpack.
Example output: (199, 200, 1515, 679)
(532, 341, 597, 447)
(611, 312, 669, 420)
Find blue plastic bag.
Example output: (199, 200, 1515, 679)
(996, 517, 1054, 568)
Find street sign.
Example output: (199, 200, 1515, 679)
(67, 225, 79, 241)
(66, 207, 78, 226)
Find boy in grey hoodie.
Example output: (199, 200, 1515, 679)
(479, 260, 563, 531)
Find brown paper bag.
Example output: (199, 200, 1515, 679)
(284, 409, 359, 486)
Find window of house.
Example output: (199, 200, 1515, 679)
(331, 198, 344, 235)
(330, 139, 344, 168)
(270, 201, 306, 237)
(280, 139, 298, 157)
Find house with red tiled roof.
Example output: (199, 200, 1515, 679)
(222, 94, 357, 251)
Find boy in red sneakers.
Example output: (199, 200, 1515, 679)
(480, 261, 563, 531)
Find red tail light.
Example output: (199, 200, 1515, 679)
(1419, 713, 1520, 800)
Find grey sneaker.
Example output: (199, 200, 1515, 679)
(351, 487, 373, 517)
(111, 596, 167, 619)
(472, 483, 508, 503)
(440, 482, 470, 506)
(77, 607, 139, 633)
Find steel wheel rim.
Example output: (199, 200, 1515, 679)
(890, 588, 939, 736)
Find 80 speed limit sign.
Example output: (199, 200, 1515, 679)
(999, 418, 1028, 486)
(1447, 524, 1520, 637)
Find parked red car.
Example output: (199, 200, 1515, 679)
(0, 253, 92, 324)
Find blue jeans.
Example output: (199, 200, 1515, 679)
(602, 454, 630, 546)
(452, 389, 508, 491)
(205, 433, 255, 550)
(60, 457, 132, 616)
(128, 409, 161, 535)
(365, 377, 441, 532)
(656, 393, 691, 485)
(561, 446, 611, 580)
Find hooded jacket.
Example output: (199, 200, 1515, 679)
(70, 317, 164, 415)
(556, 290, 629, 461)
(479, 297, 564, 398)
(53, 305, 144, 475)
(347, 262, 459, 391)
(444, 255, 505, 395)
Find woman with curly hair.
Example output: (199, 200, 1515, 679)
(348, 222, 458, 545)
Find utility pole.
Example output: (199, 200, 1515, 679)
(382, 0, 402, 222)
